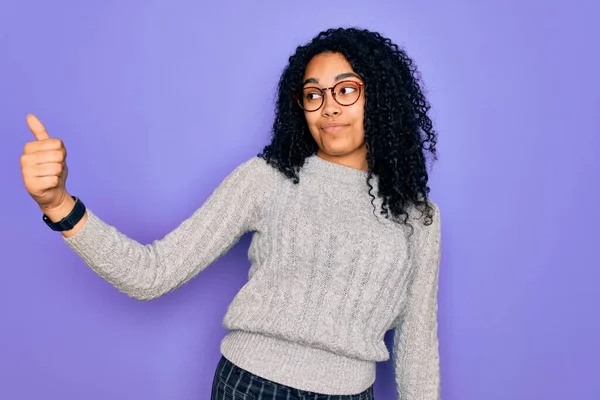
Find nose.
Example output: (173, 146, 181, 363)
(321, 89, 341, 117)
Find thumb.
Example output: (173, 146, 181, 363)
(26, 114, 50, 141)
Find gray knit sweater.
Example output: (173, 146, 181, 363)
(63, 154, 441, 399)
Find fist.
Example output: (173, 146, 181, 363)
(20, 114, 69, 210)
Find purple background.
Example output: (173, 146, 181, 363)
(1, 0, 598, 399)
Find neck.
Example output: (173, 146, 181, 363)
(316, 145, 368, 172)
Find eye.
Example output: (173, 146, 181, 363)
(304, 91, 322, 101)
(338, 86, 357, 96)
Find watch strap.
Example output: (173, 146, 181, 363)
(43, 196, 86, 232)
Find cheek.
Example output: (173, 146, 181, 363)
(304, 113, 320, 133)
(350, 105, 365, 131)
(304, 112, 317, 124)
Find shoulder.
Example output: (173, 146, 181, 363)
(234, 156, 283, 181)
(428, 200, 441, 230)
(428, 200, 441, 243)
(406, 199, 441, 254)
(420, 200, 441, 261)
(223, 156, 286, 192)
(422, 200, 441, 238)
(406, 199, 441, 230)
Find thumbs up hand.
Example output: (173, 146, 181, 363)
(20, 114, 69, 210)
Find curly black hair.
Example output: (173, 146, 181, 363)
(258, 27, 438, 230)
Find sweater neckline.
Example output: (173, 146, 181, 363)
(302, 154, 372, 186)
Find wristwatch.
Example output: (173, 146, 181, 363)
(43, 196, 87, 231)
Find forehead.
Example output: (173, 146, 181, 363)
(303, 52, 355, 80)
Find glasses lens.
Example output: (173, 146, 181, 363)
(333, 81, 361, 105)
(299, 81, 362, 111)
(301, 87, 323, 111)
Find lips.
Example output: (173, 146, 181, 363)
(320, 123, 349, 133)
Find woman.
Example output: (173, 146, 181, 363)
(20, 27, 441, 400)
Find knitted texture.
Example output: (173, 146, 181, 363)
(63, 155, 441, 398)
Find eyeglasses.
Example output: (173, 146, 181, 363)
(294, 80, 365, 112)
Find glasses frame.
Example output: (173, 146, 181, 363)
(294, 80, 365, 112)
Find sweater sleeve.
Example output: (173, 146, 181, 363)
(62, 157, 266, 301)
(393, 203, 441, 400)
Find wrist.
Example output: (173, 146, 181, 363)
(40, 193, 74, 223)
(41, 193, 88, 237)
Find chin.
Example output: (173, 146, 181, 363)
(319, 144, 347, 155)
(319, 146, 361, 158)
(318, 138, 349, 152)
(323, 139, 365, 155)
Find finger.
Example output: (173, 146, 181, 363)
(36, 175, 61, 189)
(26, 114, 50, 141)
(31, 162, 63, 177)
(27, 149, 65, 165)
(23, 138, 64, 154)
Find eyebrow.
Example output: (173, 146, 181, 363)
(303, 72, 362, 86)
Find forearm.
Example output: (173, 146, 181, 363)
(55, 158, 265, 300)
(62, 209, 184, 300)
